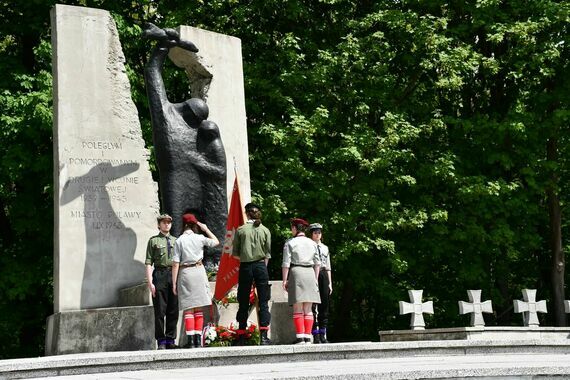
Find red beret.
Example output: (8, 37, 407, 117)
(290, 218, 309, 227)
(182, 213, 198, 224)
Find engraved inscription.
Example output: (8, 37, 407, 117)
(64, 140, 144, 230)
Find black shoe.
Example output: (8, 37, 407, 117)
(260, 336, 272, 345)
(293, 338, 305, 345)
(165, 343, 178, 349)
(319, 332, 329, 343)
(194, 334, 202, 348)
(157, 344, 167, 350)
(312, 334, 321, 344)
(260, 330, 272, 345)
(304, 337, 312, 344)
(233, 335, 246, 346)
(183, 336, 195, 349)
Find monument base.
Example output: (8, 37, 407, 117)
(46, 281, 295, 355)
(45, 305, 154, 355)
(379, 326, 570, 342)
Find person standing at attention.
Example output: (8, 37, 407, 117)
(145, 214, 179, 349)
(282, 218, 321, 344)
(309, 223, 332, 343)
(232, 203, 272, 345)
(172, 213, 219, 348)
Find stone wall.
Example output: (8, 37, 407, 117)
(52, 4, 160, 312)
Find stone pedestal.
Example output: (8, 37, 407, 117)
(379, 326, 570, 342)
(45, 306, 154, 355)
(47, 280, 295, 354)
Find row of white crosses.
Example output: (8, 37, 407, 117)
(398, 289, 557, 330)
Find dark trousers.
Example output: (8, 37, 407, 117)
(236, 261, 271, 329)
(312, 269, 330, 331)
(152, 268, 179, 342)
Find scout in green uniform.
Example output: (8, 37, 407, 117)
(232, 203, 272, 345)
(145, 213, 179, 349)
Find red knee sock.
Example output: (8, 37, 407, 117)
(184, 311, 195, 335)
(304, 314, 314, 338)
(194, 311, 204, 334)
(293, 312, 304, 338)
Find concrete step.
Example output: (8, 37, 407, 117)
(2, 340, 570, 379)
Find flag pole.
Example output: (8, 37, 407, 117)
(233, 156, 247, 223)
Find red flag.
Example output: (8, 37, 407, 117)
(214, 176, 245, 300)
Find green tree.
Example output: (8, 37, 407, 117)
(0, 0, 56, 357)
(0, 0, 568, 357)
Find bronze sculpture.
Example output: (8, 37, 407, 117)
(143, 23, 227, 267)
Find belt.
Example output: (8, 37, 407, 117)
(180, 260, 203, 268)
(291, 263, 313, 268)
(241, 259, 266, 265)
(154, 266, 172, 270)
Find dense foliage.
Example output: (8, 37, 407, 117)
(0, 0, 568, 358)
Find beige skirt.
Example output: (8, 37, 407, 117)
(177, 265, 212, 310)
(288, 266, 321, 305)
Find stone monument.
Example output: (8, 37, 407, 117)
(47, 4, 160, 354)
(458, 289, 493, 327)
(398, 289, 434, 330)
(513, 288, 547, 327)
(381, 288, 570, 342)
(47, 4, 253, 354)
(52, 5, 161, 313)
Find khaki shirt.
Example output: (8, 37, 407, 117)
(232, 221, 271, 263)
(173, 230, 217, 264)
(317, 242, 331, 271)
(145, 232, 177, 267)
(282, 234, 320, 268)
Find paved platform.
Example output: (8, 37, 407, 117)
(2, 340, 570, 379)
(32, 354, 570, 379)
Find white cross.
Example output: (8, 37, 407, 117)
(399, 289, 434, 330)
(513, 289, 547, 327)
(458, 289, 493, 327)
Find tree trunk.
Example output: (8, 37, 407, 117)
(547, 137, 566, 326)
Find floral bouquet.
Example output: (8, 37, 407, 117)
(229, 321, 260, 345)
(216, 286, 238, 309)
(203, 320, 260, 347)
(203, 324, 235, 347)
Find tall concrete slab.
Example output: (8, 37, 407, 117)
(168, 26, 251, 204)
(51, 4, 159, 312)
